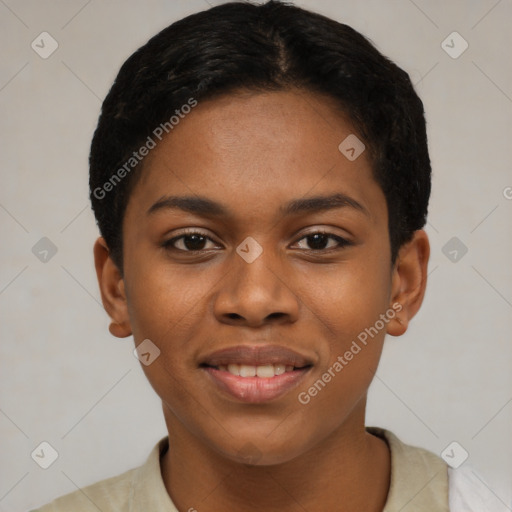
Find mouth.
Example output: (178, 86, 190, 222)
(200, 362, 308, 378)
(199, 345, 314, 403)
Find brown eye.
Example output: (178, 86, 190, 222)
(163, 232, 217, 252)
(295, 232, 351, 251)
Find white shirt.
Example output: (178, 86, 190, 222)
(449, 465, 512, 511)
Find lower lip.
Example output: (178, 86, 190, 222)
(202, 367, 311, 403)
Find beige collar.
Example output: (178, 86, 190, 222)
(130, 427, 449, 511)
(367, 426, 449, 511)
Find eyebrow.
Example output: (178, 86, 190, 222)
(147, 192, 369, 218)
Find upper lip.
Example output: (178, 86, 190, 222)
(200, 345, 314, 368)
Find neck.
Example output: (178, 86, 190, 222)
(160, 401, 390, 512)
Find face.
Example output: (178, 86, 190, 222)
(98, 89, 421, 465)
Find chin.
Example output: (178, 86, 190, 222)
(216, 435, 310, 467)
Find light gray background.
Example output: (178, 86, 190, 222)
(1, 1, 511, 510)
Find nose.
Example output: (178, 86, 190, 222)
(213, 246, 300, 328)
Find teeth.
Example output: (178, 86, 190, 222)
(274, 364, 286, 375)
(227, 364, 239, 376)
(217, 363, 298, 378)
(256, 365, 274, 378)
(239, 365, 256, 377)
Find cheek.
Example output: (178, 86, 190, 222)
(308, 255, 392, 345)
(298, 254, 391, 417)
(125, 257, 206, 342)
(124, 260, 217, 392)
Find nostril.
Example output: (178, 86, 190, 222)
(267, 312, 286, 320)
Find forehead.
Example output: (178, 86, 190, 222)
(127, 89, 385, 224)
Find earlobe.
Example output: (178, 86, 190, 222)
(93, 237, 132, 338)
(386, 230, 430, 337)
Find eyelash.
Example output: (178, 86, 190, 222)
(162, 229, 352, 253)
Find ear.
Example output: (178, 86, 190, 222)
(93, 237, 132, 338)
(386, 230, 430, 337)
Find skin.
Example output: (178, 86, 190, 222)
(94, 89, 430, 511)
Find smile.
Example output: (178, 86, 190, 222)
(202, 365, 311, 403)
(214, 363, 296, 378)
(199, 344, 315, 403)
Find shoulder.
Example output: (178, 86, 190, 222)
(448, 465, 512, 512)
(31, 437, 172, 512)
(30, 466, 137, 512)
(366, 426, 449, 510)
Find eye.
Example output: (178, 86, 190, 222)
(162, 231, 219, 252)
(162, 230, 352, 254)
(294, 231, 352, 251)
